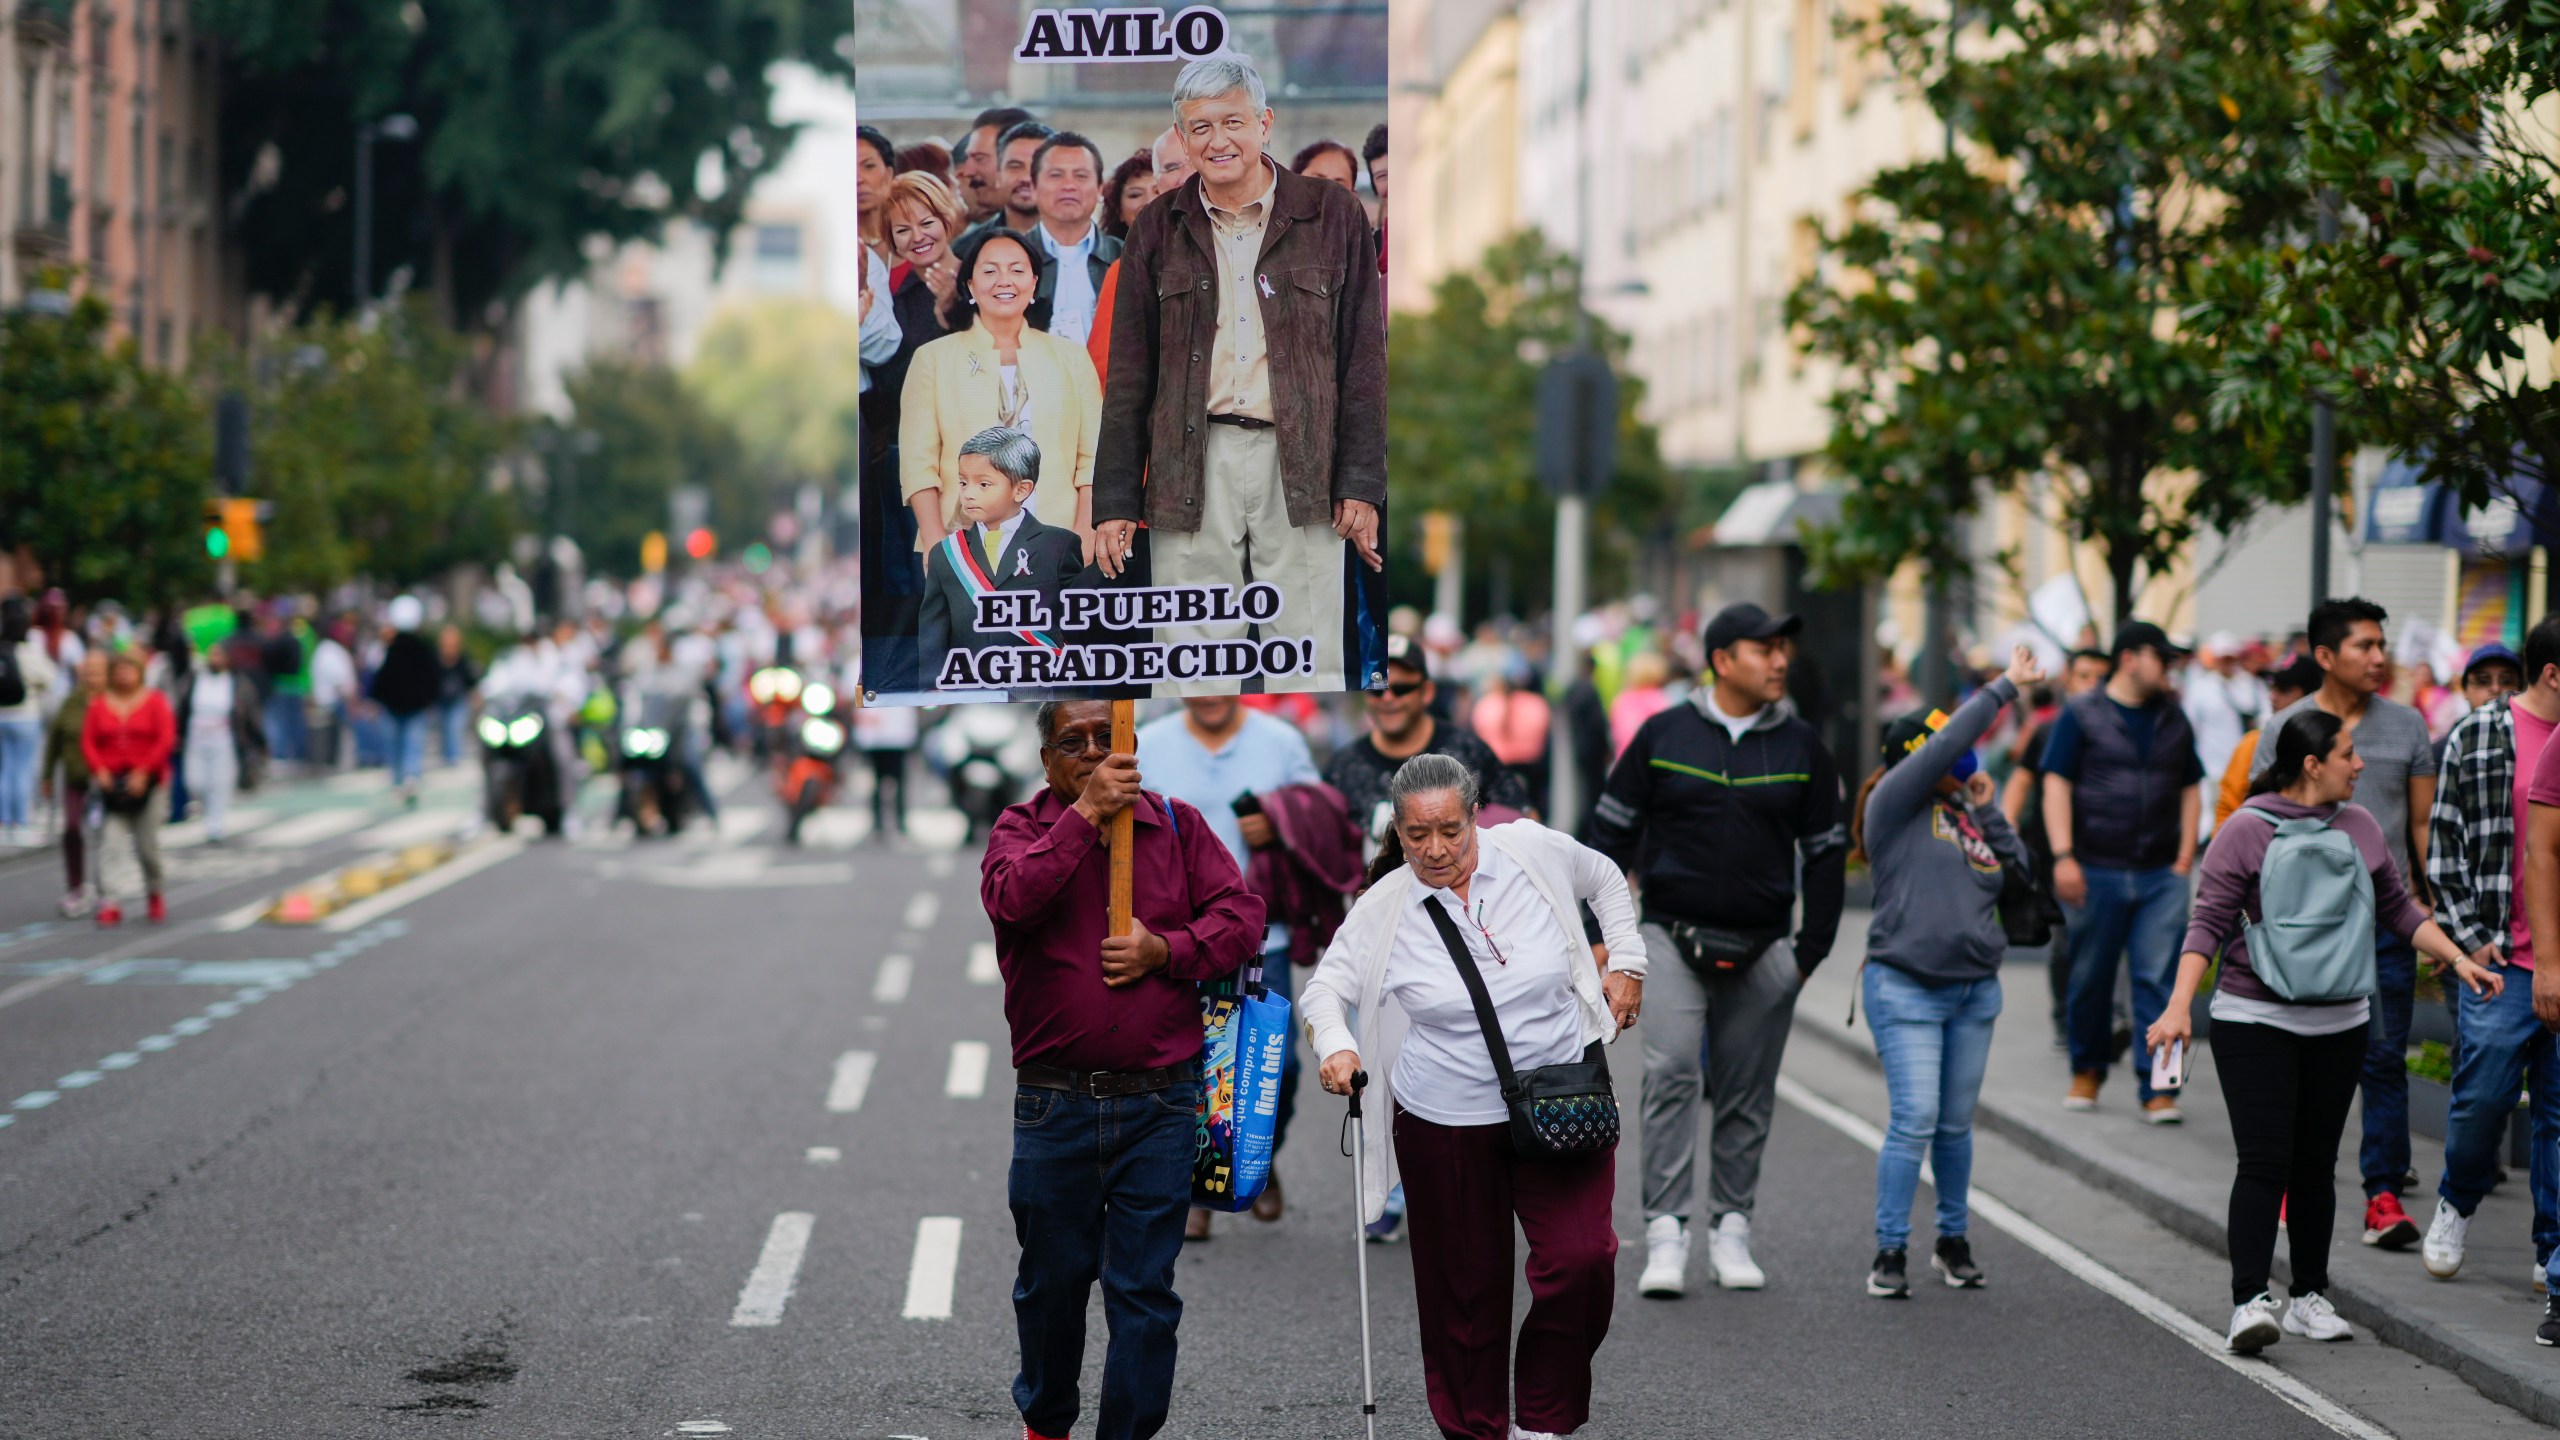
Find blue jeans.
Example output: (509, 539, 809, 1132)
(1865, 963, 2003, 1250)
(0, 717, 39, 828)
(386, 710, 431, 788)
(2438, 963, 2560, 1282)
(264, 692, 306, 763)
(2360, 936, 2417, 1197)
(1011, 1075, 1197, 1440)
(2064, 864, 2190, 1101)
(437, 700, 468, 765)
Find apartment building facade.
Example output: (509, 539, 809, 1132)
(1, 0, 240, 364)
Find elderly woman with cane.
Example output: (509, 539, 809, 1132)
(1302, 753, 1647, 1440)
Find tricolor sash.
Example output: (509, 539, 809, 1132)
(942, 530, 1062, 651)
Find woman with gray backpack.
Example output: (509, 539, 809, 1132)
(2149, 708, 2497, 1354)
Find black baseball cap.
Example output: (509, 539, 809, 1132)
(1383, 633, 1426, 677)
(1879, 708, 1950, 769)
(1702, 602, 1802, 658)
(2111, 620, 2189, 661)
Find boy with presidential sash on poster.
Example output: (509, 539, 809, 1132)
(919, 427, 1088, 695)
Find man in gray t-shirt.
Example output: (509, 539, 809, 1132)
(2251, 689, 2436, 886)
(2248, 597, 2439, 1248)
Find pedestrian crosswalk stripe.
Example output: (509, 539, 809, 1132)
(873, 955, 913, 1004)
(902, 1217, 963, 1319)
(728, 1211, 815, 1327)
(904, 893, 940, 931)
(967, 942, 999, 985)
(826, 1051, 876, 1113)
(945, 1041, 989, 1099)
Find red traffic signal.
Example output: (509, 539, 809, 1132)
(683, 527, 716, 560)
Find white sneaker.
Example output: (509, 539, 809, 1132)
(2281, 1291, 2354, 1342)
(1638, 1215, 1688, 1298)
(1707, 1212, 1765, 1290)
(2227, 1292, 2283, 1353)
(2422, 1200, 2470, 1279)
(1511, 1428, 1564, 1440)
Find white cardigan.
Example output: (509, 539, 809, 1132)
(1299, 819, 1648, 1223)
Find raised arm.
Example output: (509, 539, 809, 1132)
(979, 803, 1103, 927)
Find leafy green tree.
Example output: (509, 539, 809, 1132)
(212, 302, 518, 592)
(683, 298, 864, 525)
(0, 287, 211, 607)
(200, 0, 853, 329)
(557, 361, 754, 577)
(2199, 0, 2558, 501)
(1386, 231, 1668, 617)
(1791, 0, 2320, 622)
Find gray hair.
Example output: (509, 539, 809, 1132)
(1389, 752, 1480, 821)
(1151, 126, 1182, 175)
(959, 426, 1041, 488)
(1171, 53, 1267, 118)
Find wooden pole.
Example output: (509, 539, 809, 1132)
(1108, 699, 1135, 937)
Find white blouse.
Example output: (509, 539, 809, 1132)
(1382, 840, 1592, 1125)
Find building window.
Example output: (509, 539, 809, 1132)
(751, 222, 803, 292)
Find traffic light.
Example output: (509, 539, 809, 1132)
(683, 527, 716, 560)
(203, 498, 263, 563)
(640, 530, 668, 574)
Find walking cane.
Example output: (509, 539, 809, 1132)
(1344, 1069, 1378, 1439)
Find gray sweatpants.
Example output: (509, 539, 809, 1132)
(1639, 925, 1801, 1225)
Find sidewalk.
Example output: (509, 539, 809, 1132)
(1796, 910, 2560, 1426)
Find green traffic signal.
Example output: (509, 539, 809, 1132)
(206, 527, 230, 559)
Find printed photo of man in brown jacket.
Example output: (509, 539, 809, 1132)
(1090, 50, 1388, 696)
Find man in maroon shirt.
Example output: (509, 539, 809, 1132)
(981, 699, 1263, 1440)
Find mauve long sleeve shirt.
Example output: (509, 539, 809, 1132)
(2182, 794, 2429, 1005)
(980, 786, 1265, 1071)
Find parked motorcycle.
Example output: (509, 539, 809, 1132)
(478, 692, 565, 836)
(925, 704, 1038, 844)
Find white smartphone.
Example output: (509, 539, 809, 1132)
(2151, 1038, 2187, 1092)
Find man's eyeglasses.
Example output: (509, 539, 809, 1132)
(1048, 733, 1109, 758)
(1375, 681, 1426, 699)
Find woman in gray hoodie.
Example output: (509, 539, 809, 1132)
(2150, 708, 2494, 1354)
(1851, 645, 2043, 1298)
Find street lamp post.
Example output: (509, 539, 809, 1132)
(353, 114, 419, 314)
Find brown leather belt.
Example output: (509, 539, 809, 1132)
(1016, 1061, 1191, 1098)
(1206, 412, 1275, 430)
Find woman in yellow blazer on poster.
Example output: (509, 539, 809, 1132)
(897, 227, 1102, 559)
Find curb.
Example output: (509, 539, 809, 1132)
(1790, 1012, 2560, 1428)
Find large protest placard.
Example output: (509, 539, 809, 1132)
(853, 2, 1390, 703)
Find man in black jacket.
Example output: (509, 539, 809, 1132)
(1592, 602, 1847, 1299)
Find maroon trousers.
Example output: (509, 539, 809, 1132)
(1392, 1107, 1618, 1440)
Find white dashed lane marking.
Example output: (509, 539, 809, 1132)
(903, 893, 940, 931)
(728, 1212, 815, 1327)
(825, 1051, 876, 1114)
(967, 942, 999, 985)
(944, 1042, 989, 1099)
(901, 1217, 963, 1320)
(872, 955, 913, 1004)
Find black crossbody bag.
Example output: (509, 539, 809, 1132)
(1421, 896, 1620, 1159)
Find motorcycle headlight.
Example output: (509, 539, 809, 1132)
(477, 715, 509, 748)
(802, 682, 837, 717)
(624, 726, 668, 758)
(507, 715, 544, 746)
(800, 717, 845, 754)
(772, 668, 803, 703)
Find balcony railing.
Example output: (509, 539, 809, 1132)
(14, 0, 73, 42)
(13, 171, 73, 253)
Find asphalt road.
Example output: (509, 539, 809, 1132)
(0, 762, 2534, 1437)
